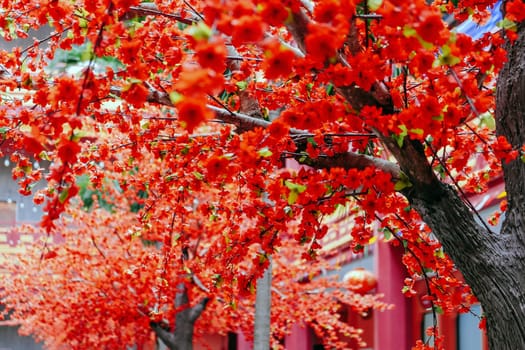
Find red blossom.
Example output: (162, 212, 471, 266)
(194, 39, 228, 73)
(263, 46, 296, 80)
(176, 97, 212, 132)
(415, 11, 447, 45)
(305, 23, 342, 64)
(122, 82, 150, 108)
(231, 15, 265, 46)
(314, 0, 342, 23)
(206, 155, 230, 180)
(260, 0, 290, 26)
(57, 139, 81, 164)
(506, 0, 525, 22)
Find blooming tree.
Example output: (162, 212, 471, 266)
(2, 165, 389, 349)
(0, 0, 524, 349)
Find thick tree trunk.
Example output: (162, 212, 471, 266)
(151, 283, 209, 350)
(409, 183, 525, 350)
(398, 12, 525, 349)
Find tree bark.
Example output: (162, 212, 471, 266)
(253, 258, 272, 350)
(383, 12, 525, 348)
(151, 283, 209, 350)
(408, 182, 525, 350)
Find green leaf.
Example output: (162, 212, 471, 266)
(258, 253, 268, 264)
(285, 180, 307, 204)
(186, 22, 212, 40)
(382, 228, 393, 241)
(394, 172, 412, 191)
(409, 128, 424, 136)
(434, 249, 445, 259)
(287, 190, 299, 205)
(235, 81, 248, 91)
(436, 45, 460, 67)
(403, 26, 417, 38)
(325, 83, 335, 96)
(213, 274, 223, 287)
(58, 188, 69, 204)
(284, 180, 307, 193)
(393, 125, 408, 148)
(394, 179, 411, 191)
(193, 171, 204, 180)
(258, 147, 273, 158)
(169, 91, 183, 104)
(307, 137, 318, 147)
(479, 111, 495, 130)
(418, 37, 434, 50)
(497, 18, 517, 31)
(367, 0, 383, 11)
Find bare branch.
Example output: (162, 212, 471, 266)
(150, 322, 176, 349)
(301, 152, 401, 179)
(189, 297, 209, 323)
(226, 45, 264, 119)
(191, 274, 210, 293)
(124, 3, 196, 24)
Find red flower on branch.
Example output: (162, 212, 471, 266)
(176, 97, 213, 132)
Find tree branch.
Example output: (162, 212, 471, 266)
(285, 8, 393, 114)
(189, 297, 209, 323)
(300, 151, 401, 179)
(150, 321, 176, 349)
(226, 45, 264, 119)
(124, 3, 196, 24)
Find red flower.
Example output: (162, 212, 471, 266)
(206, 155, 229, 181)
(419, 96, 441, 118)
(122, 82, 150, 108)
(506, 0, 525, 22)
(260, 0, 290, 27)
(57, 139, 81, 164)
(22, 135, 45, 156)
(176, 97, 212, 132)
(305, 23, 341, 64)
(195, 39, 227, 73)
(53, 76, 81, 105)
(454, 34, 473, 55)
(231, 15, 265, 46)
(175, 68, 225, 96)
(268, 119, 290, 141)
(416, 11, 446, 45)
(119, 39, 141, 64)
(263, 47, 296, 80)
(410, 50, 435, 75)
(113, 0, 140, 11)
(314, 0, 341, 23)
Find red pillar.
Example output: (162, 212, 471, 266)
(374, 240, 412, 350)
(285, 323, 313, 350)
(237, 332, 252, 350)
